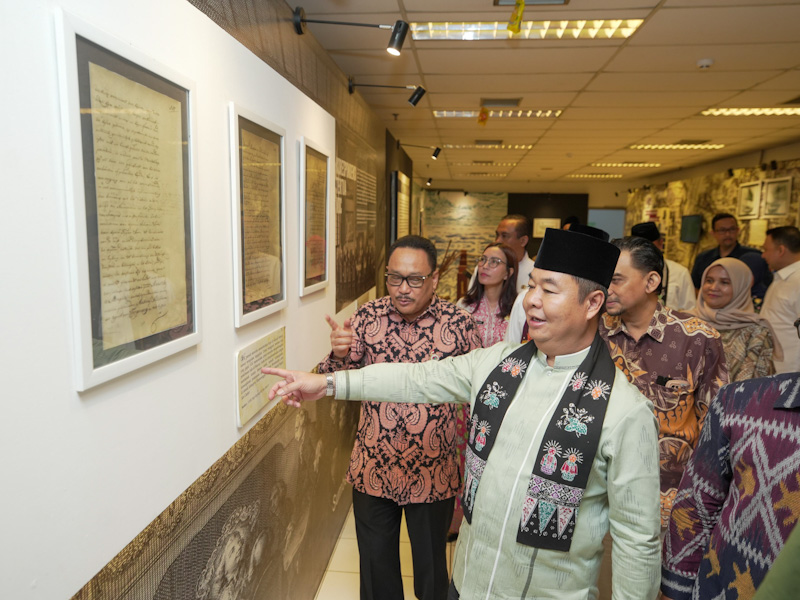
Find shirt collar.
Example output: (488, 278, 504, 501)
(775, 259, 800, 281)
(380, 293, 442, 322)
(534, 345, 591, 370)
(602, 301, 668, 343)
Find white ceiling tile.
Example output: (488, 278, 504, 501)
(587, 71, 779, 92)
(630, 6, 800, 46)
(605, 43, 800, 72)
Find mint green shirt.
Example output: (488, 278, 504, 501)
(335, 342, 661, 600)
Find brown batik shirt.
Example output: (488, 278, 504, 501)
(318, 295, 480, 505)
(599, 302, 728, 527)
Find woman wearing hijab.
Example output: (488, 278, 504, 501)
(692, 257, 782, 381)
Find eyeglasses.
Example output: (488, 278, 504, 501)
(477, 256, 507, 268)
(385, 271, 434, 288)
(713, 227, 739, 234)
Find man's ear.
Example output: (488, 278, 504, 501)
(644, 271, 662, 295)
(430, 269, 440, 289)
(520, 235, 530, 249)
(585, 289, 606, 320)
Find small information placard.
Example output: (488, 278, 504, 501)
(235, 327, 286, 427)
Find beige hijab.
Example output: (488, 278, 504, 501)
(691, 257, 783, 360)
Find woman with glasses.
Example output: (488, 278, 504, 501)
(691, 257, 782, 381)
(458, 243, 518, 348)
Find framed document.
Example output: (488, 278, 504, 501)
(737, 182, 761, 220)
(762, 177, 791, 218)
(56, 11, 199, 390)
(533, 218, 562, 238)
(298, 137, 330, 297)
(229, 104, 287, 327)
(390, 171, 411, 244)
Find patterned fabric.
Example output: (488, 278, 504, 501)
(465, 336, 615, 551)
(457, 296, 509, 347)
(661, 374, 800, 600)
(599, 302, 729, 527)
(318, 295, 480, 504)
(719, 324, 775, 382)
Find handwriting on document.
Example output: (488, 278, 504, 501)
(241, 128, 281, 303)
(89, 63, 188, 349)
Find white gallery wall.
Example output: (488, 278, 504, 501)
(0, 1, 337, 597)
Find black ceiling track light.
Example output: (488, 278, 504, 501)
(398, 141, 441, 160)
(348, 77, 426, 106)
(292, 7, 409, 56)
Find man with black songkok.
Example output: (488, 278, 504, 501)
(262, 228, 661, 600)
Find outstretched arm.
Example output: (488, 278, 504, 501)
(261, 367, 328, 407)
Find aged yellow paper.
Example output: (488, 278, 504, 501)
(396, 171, 410, 240)
(241, 128, 281, 303)
(236, 328, 286, 427)
(304, 147, 327, 282)
(89, 62, 187, 349)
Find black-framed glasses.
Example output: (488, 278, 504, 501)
(385, 271, 434, 288)
(477, 256, 507, 268)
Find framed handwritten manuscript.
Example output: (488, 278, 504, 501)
(229, 105, 287, 327)
(56, 11, 199, 390)
(298, 137, 330, 297)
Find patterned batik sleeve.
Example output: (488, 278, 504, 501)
(695, 335, 729, 428)
(749, 327, 776, 379)
(661, 389, 733, 600)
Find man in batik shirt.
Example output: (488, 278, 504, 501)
(600, 236, 728, 526)
(319, 235, 480, 600)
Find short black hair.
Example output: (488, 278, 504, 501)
(501, 214, 533, 240)
(712, 213, 737, 229)
(388, 235, 438, 271)
(612, 236, 664, 295)
(767, 225, 800, 253)
(563, 215, 581, 228)
(571, 275, 608, 304)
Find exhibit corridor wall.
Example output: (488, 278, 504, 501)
(0, 0, 368, 598)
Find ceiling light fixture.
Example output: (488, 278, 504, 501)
(630, 143, 724, 150)
(567, 174, 623, 179)
(398, 142, 442, 160)
(591, 162, 661, 168)
(411, 19, 642, 41)
(426, 178, 432, 186)
(293, 7, 409, 56)
(444, 143, 533, 150)
(348, 77, 426, 106)
(701, 108, 800, 116)
(433, 109, 560, 118)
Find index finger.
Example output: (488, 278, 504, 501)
(324, 314, 340, 332)
(261, 366, 292, 378)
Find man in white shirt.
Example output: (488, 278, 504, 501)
(630, 222, 695, 312)
(761, 225, 800, 373)
(468, 214, 534, 294)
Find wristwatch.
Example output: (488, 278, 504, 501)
(325, 373, 335, 397)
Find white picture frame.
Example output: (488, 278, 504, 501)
(762, 177, 792, 218)
(55, 10, 200, 391)
(228, 103, 287, 327)
(298, 136, 331, 297)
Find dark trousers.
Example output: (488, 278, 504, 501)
(352, 489, 455, 600)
